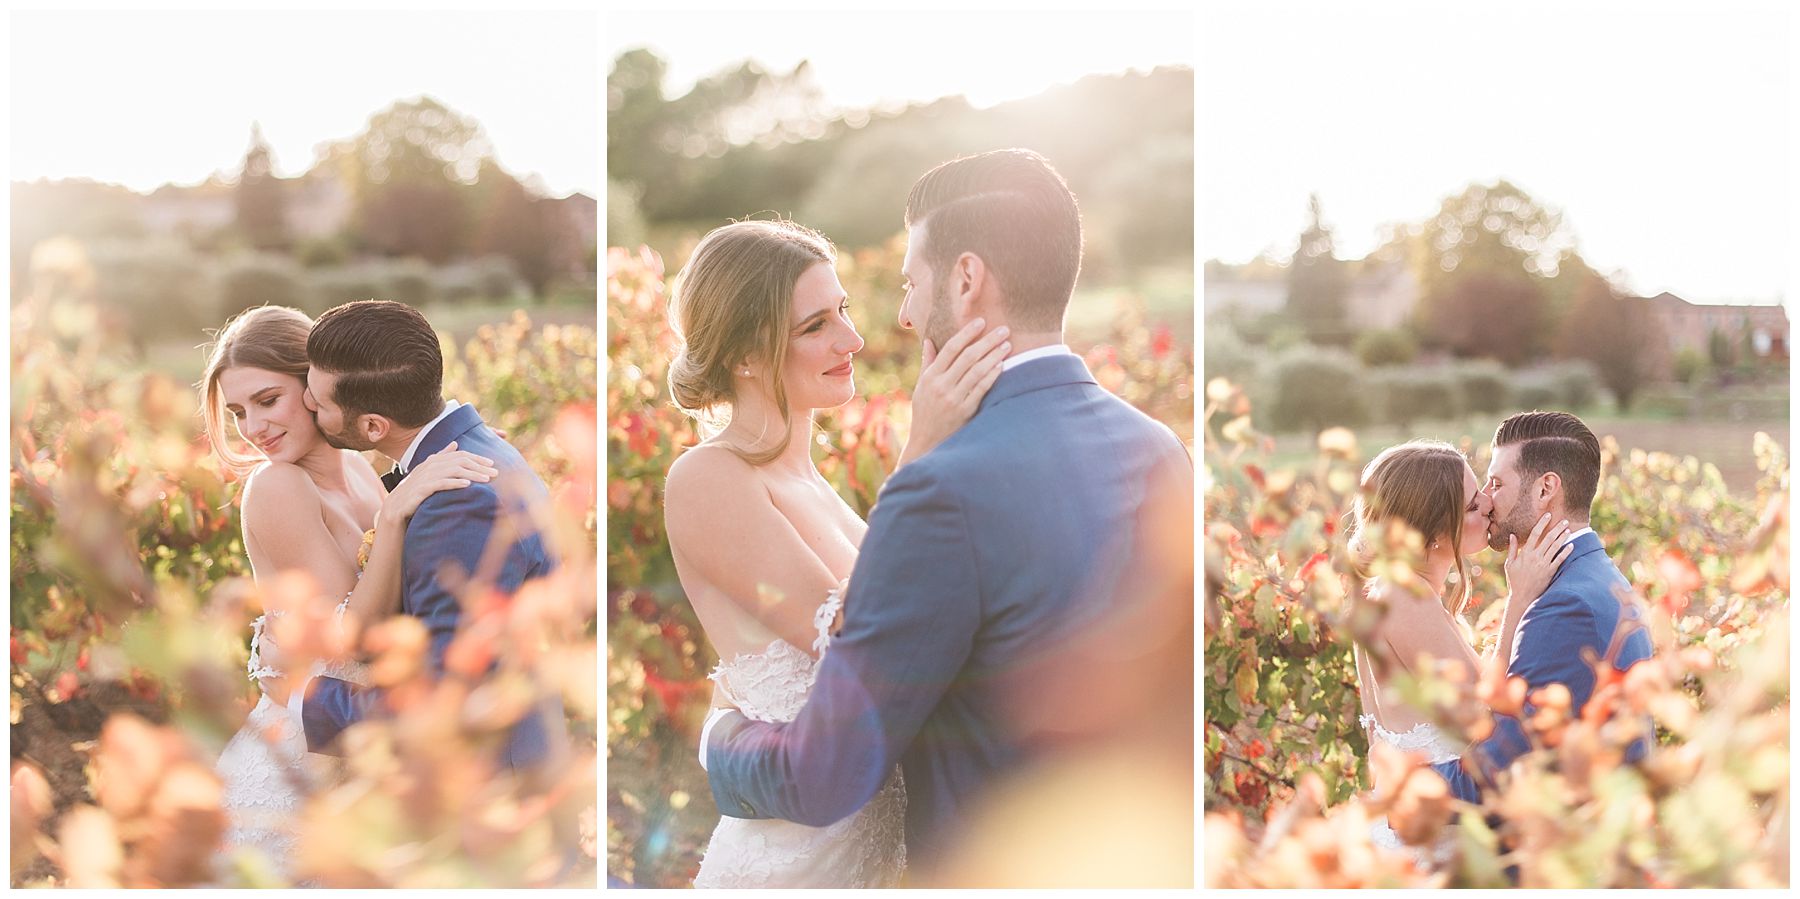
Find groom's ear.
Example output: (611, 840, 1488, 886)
(1537, 470, 1563, 505)
(360, 413, 395, 445)
(951, 252, 988, 322)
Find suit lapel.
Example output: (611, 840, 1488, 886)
(408, 404, 484, 468)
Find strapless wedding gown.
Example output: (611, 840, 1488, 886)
(214, 599, 369, 883)
(692, 584, 908, 889)
(1362, 713, 1461, 868)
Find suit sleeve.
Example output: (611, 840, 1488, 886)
(400, 485, 504, 676)
(300, 484, 504, 753)
(300, 674, 380, 754)
(1440, 591, 1598, 799)
(704, 464, 980, 826)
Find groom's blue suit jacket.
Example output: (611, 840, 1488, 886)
(1433, 531, 1654, 801)
(300, 403, 563, 769)
(704, 354, 1193, 863)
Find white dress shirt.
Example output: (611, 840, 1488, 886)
(699, 706, 733, 770)
(398, 399, 462, 473)
(999, 342, 1074, 373)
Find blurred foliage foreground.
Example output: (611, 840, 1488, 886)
(9, 284, 600, 887)
(1201, 377, 1790, 887)
(605, 244, 1195, 886)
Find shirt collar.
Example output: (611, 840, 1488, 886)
(1565, 526, 1596, 543)
(398, 399, 461, 473)
(999, 343, 1075, 373)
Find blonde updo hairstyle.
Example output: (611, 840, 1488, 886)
(667, 219, 837, 466)
(1344, 439, 1474, 616)
(198, 305, 314, 477)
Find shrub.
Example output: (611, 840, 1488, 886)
(1673, 348, 1707, 386)
(433, 257, 520, 305)
(83, 238, 216, 344)
(1513, 361, 1602, 412)
(295, 235, 351, 268)
(1371, 366, 1460, 428)
(1267, 348, 1369, 433)
(1513, 378, 1560, 412)
(387, 259, 436, 309)
(1548, 360, 1602, 409)
(218, 255, 304, 321)
(1204, 322, 1258, 386)
(1353, 328, 1418, 367)
(305, 266, 388, 316)
(1451, 359, 1511, 414)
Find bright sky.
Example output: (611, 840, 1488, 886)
(606, 8, 1195, 113)
(10, 10, 599, 197)
(1202, 2, 1789, 305)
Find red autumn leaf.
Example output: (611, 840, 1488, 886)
(1298, 552, 1330, 581)
(1150, 323, 1173, 359)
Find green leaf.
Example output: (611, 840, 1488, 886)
(1253, 585, 1279, 633)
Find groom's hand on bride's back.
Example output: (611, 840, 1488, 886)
(898, 318, 1010, 467)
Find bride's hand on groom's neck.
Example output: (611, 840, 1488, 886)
(897, 319, 1010, 468)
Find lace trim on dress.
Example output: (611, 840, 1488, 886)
(1358, 713, 1464, 764)
(694, 577, 905, 888)
(811, 582, 846, 657)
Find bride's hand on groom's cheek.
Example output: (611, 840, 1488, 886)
(900, 319, 1011, 465)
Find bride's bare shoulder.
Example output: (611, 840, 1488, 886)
(664, 444, 763, 516)
(240, 462, 323, 523)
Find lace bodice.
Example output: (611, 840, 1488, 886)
(694, 580, 907, 889)
(707, 584, 843, 724)
(1359, 713, 1464, 765)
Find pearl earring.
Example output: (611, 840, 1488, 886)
(741, 368, 751, 377)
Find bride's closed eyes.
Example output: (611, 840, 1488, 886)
(231, 395, 281, 421)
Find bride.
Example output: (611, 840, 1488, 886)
(661, 220, 1008, 888)
(198, 305, 495, 882)
(1345, 439, 1569, 867)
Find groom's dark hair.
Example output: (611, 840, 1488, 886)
(307, 299, 444, 427)
(904, 148, 1082, 331)
(1494, 411, 1602, 515)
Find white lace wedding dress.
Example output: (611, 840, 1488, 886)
(214, 599, 369, 883)
(1362, 713, 1462, 868)
(692, 583, 908, 889)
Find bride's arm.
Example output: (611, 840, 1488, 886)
(335, 444, 497, 630)
(241, 464, 366, 624)
(664, 447, 842, 655)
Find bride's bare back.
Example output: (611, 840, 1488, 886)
(664, 443, 866, 661)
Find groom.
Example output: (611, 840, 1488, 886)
(290, 299, 562, 770)
(1434, 410, 1654, 801)
(700, 149, 1194, 866)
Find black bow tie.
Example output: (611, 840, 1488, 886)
(381, 466, 407, 493)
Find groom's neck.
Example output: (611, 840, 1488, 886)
(375, 425, 425, 467)
(1000, 330, 1064, 359)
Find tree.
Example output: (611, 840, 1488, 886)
(1557, 273, 1664, 410)
(331, 97, 491, 263)
(1286, 194, 1350, 345)
(1434, 270, 1546, 366)
(473, 162, 560, 295)
(1415, 181, 1572, 360)
(234, 123, 288, 251)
